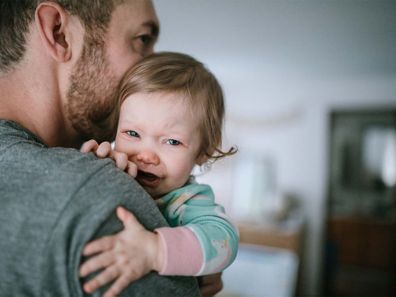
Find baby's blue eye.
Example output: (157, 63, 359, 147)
(126, 130, 140, 138)
(167, 139, 181, 146)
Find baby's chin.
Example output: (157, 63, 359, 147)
(144, 186, 168, 199)
(143, 178, 190, 199)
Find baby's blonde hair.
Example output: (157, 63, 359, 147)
(117, 52, 236, 162)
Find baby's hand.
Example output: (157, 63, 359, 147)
(80, 140, 137, 177)
(198, 272, 224, 297)
(80, 207, 165, 297)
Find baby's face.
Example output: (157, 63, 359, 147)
(115, 91, 202, 198)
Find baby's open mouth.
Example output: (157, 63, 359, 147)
(136, 170, 161, 187)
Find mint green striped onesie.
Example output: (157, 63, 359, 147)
(155, 179, 239, 275)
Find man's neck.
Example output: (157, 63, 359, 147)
(0, 68, 80, 148)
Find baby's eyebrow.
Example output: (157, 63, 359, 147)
(119, 119, 138, 127)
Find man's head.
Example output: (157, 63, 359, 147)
(0, 0, 114, 73)
(0, 0, 159, 144)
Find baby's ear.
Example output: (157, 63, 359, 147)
(196, 154, 209, 166)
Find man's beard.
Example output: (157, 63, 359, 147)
(65, 38, 120, 144)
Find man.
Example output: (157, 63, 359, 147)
(0, 0, 221, 296)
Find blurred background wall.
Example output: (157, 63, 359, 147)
(153, 1, 396, 296)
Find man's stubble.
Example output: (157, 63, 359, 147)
(66, 36, 120, 144)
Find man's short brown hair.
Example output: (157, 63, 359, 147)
(0, 0, 122, 72)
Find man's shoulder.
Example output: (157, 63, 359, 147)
(0, 119, 138, 212)
(0, 119, 115, 180)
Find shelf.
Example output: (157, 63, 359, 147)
(237, 219, 304, 255)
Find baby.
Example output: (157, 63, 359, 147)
(80, 52, 239, 297)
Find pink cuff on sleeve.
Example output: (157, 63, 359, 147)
(155, 226, 203, 276)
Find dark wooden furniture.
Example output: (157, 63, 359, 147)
(325, 216, 396, 296)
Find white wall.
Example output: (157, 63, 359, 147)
(153, 0, 396, 295)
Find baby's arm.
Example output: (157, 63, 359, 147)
(80, 139, 137, 177)
(78, 184, 236, 296)
(155, 183, 239, 276)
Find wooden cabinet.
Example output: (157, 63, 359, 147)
(325, 216, 396, 296)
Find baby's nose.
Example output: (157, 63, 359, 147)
(135, 150, 160, 165)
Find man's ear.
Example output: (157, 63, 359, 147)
(35, 2, 72, 62)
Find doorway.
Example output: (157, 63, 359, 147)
(323, 108, 396, 296)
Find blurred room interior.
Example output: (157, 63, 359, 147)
(154, 1, 396, 296)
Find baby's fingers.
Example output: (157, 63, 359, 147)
(112, 151, 128, 171)
(83, 236, 115, 256)
(102, 275, 132, 297)
(127, 161, 138, 177)
(116, 206, 142, 229)
(80, 139, 99, 153)
(83, 265, 120, 294)
(80, 251, 115, 277)
(96, 142, 112, 158)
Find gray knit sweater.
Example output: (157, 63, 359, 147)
(0, 120, 200, 297)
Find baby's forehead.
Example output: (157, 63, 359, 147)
(121, 92, 201, 125)
(132, 90, 203, 116)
